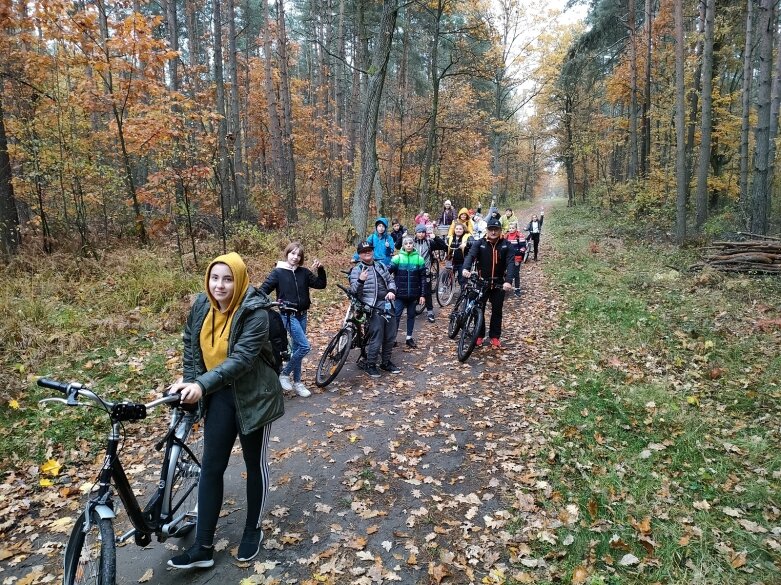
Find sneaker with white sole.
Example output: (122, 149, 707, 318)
(278, 374, 293, 391)
(236, 527, 264, 562)
(293, 382, 311, 397)
(168, 544, 214, 569)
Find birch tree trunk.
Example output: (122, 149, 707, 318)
(675, 0, 687, 243)
(351, 0, 398, 240)
(749, 0, 775, 234)
(695, 0, 715, 231)
(739, 0, 754, 215)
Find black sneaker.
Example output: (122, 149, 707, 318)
(427, 313, 435, 323)
(366, 364, 381, 378)
(514, 289, 522, 297)
(380, 361, 401, 374)
(237, 527, 263, 562)
(168, 544, 214, 569)
(405, 338, 417, 348)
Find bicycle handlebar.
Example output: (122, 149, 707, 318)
(37, 377, 184, 420)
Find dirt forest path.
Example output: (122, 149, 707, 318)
(7, 204, 568, 585)
(112, 205, 568, 585)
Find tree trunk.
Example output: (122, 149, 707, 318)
(0, 91, 19, 259)
(675, 0, 687, 243)
(419, 0, 444, 211)
(213, 0, 231, 228)
(227, 0, 246, 218)
(627, 0, 639, 180)
(739, 0, 754, 215)
(352, 0, 398, 240)
(333, 0, 346, 218)
(261, 0, 283, 192)
(276, 0, 298, 221)
(695, 0, 715, 231)
(564, 95, 576, 208)
(184, 0, 202, 94)
(749, 0, 775, 234)
(641, 0, 652, 178)
(686, 1, 705, 192)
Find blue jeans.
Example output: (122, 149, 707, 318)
(281, 313, 310, 382)
(395, 297, 419, 337)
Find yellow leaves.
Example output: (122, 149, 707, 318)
(137, 568, 153, 582)
(40, 459, 61, 477)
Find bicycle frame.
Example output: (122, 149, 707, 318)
(38, 381, 198, 547)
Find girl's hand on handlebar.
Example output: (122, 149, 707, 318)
(385, 292, 396, 301)
(169, 382, 203, 404)
(462, 269, 471, 278)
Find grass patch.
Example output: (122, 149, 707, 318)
(520, 204, 781, 584)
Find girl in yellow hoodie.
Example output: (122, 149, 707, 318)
(168, 253, 283, 569)
(448, 207, 474, 239)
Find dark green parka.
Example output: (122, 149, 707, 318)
(184, 286, 284, 434)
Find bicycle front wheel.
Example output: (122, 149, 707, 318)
(315, 327, 354, 387)
(457, 306, 484, 362)
(63, 508, 116, 585)
(162, 412, 202, 538)
(447, 294, 467, 339)
(436, 270, 455, 307)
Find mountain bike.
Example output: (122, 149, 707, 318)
(37, 378, 202, 585)
(315, 283, 384, 387)
(456, 275, 490, 362)
(436, 259, 457, 306)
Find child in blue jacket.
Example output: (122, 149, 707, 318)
(353, 217, 394, 266)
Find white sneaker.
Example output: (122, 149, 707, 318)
(278, 374, 293, 391)
(293, 382, 311, 398)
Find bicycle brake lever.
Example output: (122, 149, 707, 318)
(38, 397, 69, 407)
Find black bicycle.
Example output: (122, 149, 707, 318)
(37, 378, 202, 585)
(315, 284, 381, 387)
(456, 275, 490, 362)
(447, 280, 470, 339)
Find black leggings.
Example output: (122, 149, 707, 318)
(196, 388, 271, 546)
(530, 233, 540, 260)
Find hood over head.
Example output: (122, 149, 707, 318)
(205, 252, 250, 314)
(375, 217, 389, 229)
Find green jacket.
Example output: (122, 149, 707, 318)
(183, 286, 284, 434)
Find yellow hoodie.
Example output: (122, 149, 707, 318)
(448, 207, 475, 238)
(200, 252, 250, 371)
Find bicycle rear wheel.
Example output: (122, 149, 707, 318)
(315, 327, 354, 387)
(63, 508, 116, 585)
(162, 412, 202, 538)
(436, 270, 455, 307)
(457, 306, 484, 362)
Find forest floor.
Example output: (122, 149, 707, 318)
(2, 201, 781, 585)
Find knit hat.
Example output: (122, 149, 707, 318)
(415, 224, 427, 233)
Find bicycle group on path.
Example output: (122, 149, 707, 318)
(164, 201, 545, 571)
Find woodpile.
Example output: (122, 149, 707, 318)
(699, 236, 781, 273)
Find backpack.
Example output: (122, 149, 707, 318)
(264, 308, 290, 374)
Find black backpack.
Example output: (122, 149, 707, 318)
(264, 308, 290, 374)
